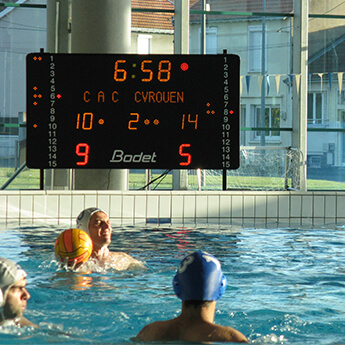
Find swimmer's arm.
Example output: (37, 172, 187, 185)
(110, 252, 146, 269)
(18, 316, 39, 328)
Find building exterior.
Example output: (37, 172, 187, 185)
(189, 0, 345, 181)
(131, 0, 174, 54)
(1, 0, 345, 185)
(0, 0, 177, 167)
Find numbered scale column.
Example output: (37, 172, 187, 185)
(48, 56, 58, 168)
(222, 55, 231, 169)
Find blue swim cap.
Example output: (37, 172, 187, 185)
(173, 251, 227, 301)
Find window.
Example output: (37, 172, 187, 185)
(308, 155, 322, 168)
(338, 90, 345, 105)
(248, 26, 267, 72)
(308, 92, 326, 125)
(337, 110, 345, 165)
(137, 34, 152, 54)
(198, 27, 218, 54)
(254, 106, 280, 139)
(240, 105, 246, 146)
(0, 117, 18, 136)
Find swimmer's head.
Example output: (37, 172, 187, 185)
(173, 251, 227, 301)
(76, 207, 108, 235)
(0, 258, 27, 308)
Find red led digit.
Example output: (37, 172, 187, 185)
(179, 143, 192, 166)
(76, 143, 89, 166)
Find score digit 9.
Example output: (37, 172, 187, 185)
(75, 143, 89, 166)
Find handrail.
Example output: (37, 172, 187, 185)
(0, 162, 26, 190)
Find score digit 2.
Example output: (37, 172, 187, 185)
(76, 143, 90, 166)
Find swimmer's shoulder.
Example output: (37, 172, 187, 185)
(18, 316, 39, 328)
(211, 324, 248, 343)
(135, 319, 176, 342)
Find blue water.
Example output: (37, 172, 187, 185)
(0, 225, 345, 344)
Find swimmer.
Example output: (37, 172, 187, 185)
(76, 207, 144, 270)
(135, 251, 248, 343)
(0, 257, 38, 328)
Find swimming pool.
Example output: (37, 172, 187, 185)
(0, 224, 345, 344)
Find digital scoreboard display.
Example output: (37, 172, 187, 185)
(26, 53, 240, 169)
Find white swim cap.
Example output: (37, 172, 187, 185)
(76, 207, 108, 235)
(0, 258, 27, 308)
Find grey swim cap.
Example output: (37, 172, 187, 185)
(0, 258, 27, 308)
(76, 207, 108, 235)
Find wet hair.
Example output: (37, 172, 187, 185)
(183, 300, 213, 308)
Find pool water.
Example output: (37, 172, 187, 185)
(0, 224, 345, 344)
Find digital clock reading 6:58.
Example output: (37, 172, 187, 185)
(26, 53, 240, 169)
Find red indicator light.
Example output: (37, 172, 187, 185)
(180, 62, 189, 71)
(230, 110, 234, 114)
(57, 94, 62, 99)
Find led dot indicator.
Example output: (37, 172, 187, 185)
(180, 62, 189, 71)
(57, 94, 62, 99)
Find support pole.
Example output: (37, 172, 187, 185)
(173, 0, 189, 190)
(292, 0, 308, 191)
(46, 0, 131, 190)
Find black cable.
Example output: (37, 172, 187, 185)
(139, 169, 172, 190)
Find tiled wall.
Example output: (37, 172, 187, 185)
(1, 190, 345, 228)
